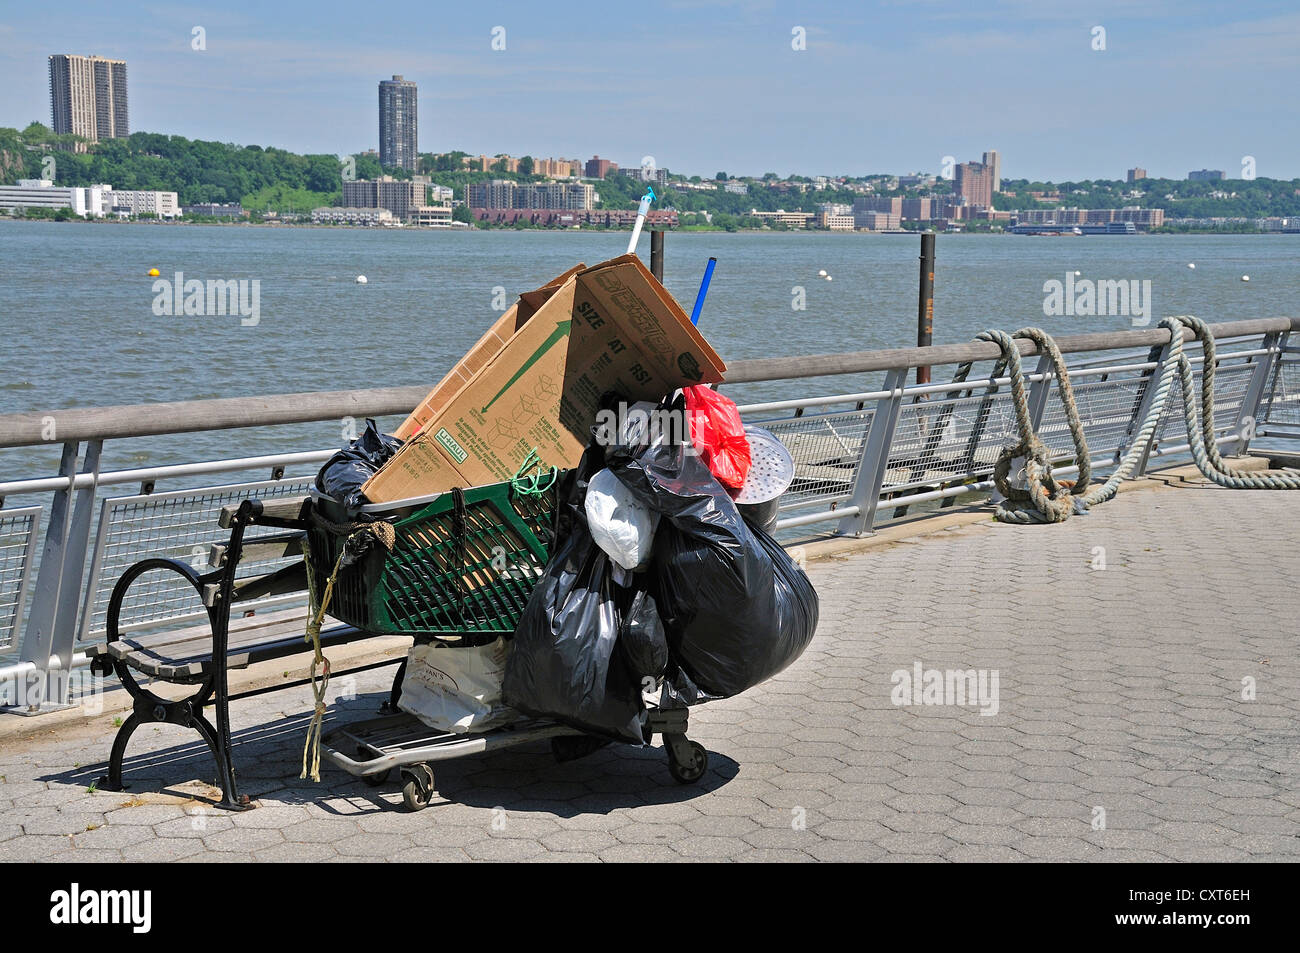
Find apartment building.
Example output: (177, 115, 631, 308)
(584, 156, 617, 179)
(312, 206, 396, 226)
(378, 75, 418, 171)
(1014, 207, 1165, 229)
(856, 209, 901, 231)
(465, 180, 595, 211)
(816, 212, 855, 231)
(902, 198, 933, 221)
(49, 54, 128, 143)
(954, 161, 994, 208)
(343, 176, 425, 219)
(750, 210, 814, 228)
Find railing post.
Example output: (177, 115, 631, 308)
(52, 440, 102, 687)
(836, 368, 907, 537)
(13, 440, 101, 711)
(14, 442, 77, 711)
(1236, 331, 1282, 455)
(1024, 353, 1055, 433)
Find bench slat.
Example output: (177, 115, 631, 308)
(106, 609, 365, 681)
(209, 532, 305, 568)
(218, 495, 311, 529)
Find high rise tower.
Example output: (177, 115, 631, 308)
(379, 75, 418, 171)
(49, 54, 128, 143)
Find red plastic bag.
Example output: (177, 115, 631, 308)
(683, 385, 752, 493)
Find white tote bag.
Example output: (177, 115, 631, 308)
(398, 637, 515, 734)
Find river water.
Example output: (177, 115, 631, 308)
(0, 220, 1294, 482)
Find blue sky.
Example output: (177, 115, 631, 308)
(2, 0, 1297, 181)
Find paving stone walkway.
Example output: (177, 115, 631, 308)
(2, 482, 1297, 862)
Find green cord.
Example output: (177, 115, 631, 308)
(510, 448, 558, 497)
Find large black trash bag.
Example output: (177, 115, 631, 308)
(502, 455, 649, 745)
(607, 436, 819, 699)
(617, 586, 668, 685)
(315, 419, 403, 508)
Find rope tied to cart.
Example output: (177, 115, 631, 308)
(510, 448, 558, 498)
(300, 519, 395, 782)
(980, 315, 1300, 525)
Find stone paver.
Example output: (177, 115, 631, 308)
(1, 484, 1297, 862)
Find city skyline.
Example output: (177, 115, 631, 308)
(3, 1, 1299, 181)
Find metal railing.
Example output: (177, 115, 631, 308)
(1, 316, 1297, 710)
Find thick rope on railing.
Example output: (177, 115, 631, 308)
(980, 316, 1300, 525)
(300, 520, 395, 781)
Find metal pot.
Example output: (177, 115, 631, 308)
(734, 426, 794, 533)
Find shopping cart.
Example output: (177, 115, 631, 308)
(306, 478, 708, 811)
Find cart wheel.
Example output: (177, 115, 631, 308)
(400, 764, 434, 812)
(363, 769, 391, 787)
(667, 740, 708, 785)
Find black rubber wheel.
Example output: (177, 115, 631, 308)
(400, 764, 434, 812)
(362, 768, 391, 787)
(667, 741, 708, 785)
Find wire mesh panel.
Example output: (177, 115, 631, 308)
(1038, 374, 1149, 460)
(1262, 354, 1300, 426)
(0, 507, 42, 652)
(743, 407, 873, 511)
(1151, 358, 1256, 448)
(881, 388, 1020, 493)
(79, 479, 313, 643)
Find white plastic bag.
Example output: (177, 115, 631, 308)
(398, 637, 515, 734)
(585, 467, 660, 571)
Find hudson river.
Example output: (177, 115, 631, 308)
(1, 221, 1295, 480)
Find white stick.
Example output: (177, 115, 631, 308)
(626, 190, 654, 254)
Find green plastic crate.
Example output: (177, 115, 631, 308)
(305, 480, 558, 640)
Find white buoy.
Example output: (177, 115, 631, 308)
(825, 275, 833, 281)
(817, 269, 827, 277)
(1074, 270, 1081, 277)
(1241, 275, 1250, 282)
(1188, 263, 1196, 269)
(355, 275, 368, 284)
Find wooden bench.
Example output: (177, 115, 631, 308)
(87, 496, 404, 810)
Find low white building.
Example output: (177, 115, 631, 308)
(411, 205, 452, 227)
(311, 206, 396, 226)
(107, 189, 180, 218)
(0, 179, 113, 217)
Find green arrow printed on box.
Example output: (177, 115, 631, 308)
(481, 320, 572, 413)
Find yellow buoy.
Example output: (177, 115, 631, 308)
(147, 268, 160, 277)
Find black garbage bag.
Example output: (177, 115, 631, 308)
(607, 436, 818, 699)
(502, 456, 649, 745)
(617, 586, 668, 687)
(314, 419, 403, 508)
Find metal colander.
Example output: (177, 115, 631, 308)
(735, 426, 795, 505)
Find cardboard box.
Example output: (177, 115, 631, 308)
(363, 254, 726, 503)
(392, 263, 585, 441)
